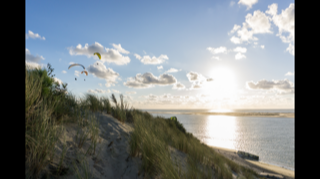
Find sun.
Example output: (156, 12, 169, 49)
(205, 67, 237, 99)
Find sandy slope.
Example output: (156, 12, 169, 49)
(43, 112, 145, 179)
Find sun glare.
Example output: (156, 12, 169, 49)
(206, 67, 237, 99)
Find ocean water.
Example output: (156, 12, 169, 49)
(142, 109, 294, 171)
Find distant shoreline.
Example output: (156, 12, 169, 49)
(148, 111, 295, 118)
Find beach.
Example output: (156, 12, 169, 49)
(209, 146, 295, 179)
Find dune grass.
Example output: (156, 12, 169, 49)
(25, 64, 261, 179)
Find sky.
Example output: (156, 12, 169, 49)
(26, 0, 294, 110)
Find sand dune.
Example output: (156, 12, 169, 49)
(42, 112, 294, 179)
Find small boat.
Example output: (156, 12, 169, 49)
(237, 150, 259, 160)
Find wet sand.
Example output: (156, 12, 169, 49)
(209, 146, 294, 179)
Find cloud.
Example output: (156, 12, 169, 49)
(261, 45, 265, 49)
(238, 0, 258, 10)
(229, 24, 241, 35)
(230, 1, 235, 6)
(207, 46, 227, 54)
(187, 71, 207, 82)
(112, 44, 130, 54)
(26, 61, 42, 70)
(88, 89, 110, 94)
(266, 3, 294, 56)
(186, 71, 213, 90)
(235, 52, 246, 60)
(53, 77, 63, 85)
(86, 62, 120, 87)
(135, 54, 169, 65)
(245, 10, 273, 34)
(25, 30, 45, 40)
(229, 9, 272, 44)
(172, 82, 186, 90)
(126, 91, 136, 95)
(134, 54, 142, 60)
(230, 36, 242, 44)
(157, 65, 163, 70)
(112, 89, 120, 93)
(123, 72, 177, 88)
(246, 79, 294, 94)
(25, 49, 45, 63)
(62, 70, 67, 74)
(233, 47, 247, 53)
(67, 42, 130, 65)
(286, 43, 294, 56)
(165, 68, 181, 73)
(285, 72, 294, 76)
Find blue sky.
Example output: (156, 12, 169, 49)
(26, 0, 294, 110)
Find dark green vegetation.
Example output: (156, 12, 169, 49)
(25, 64, 263, 179)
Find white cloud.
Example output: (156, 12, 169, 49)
(126, 91, 136, 95)
(230, 36, 242, 44)
(238, 0, 258, 10)
(230, 1, 235, 6)
(285, 72, 294, 76)
(245, 10, 273, 34)
(266, 3, 294, 56)
(157, 65, 163, 70)
(134, 54, 142, 60)
(112, 89, 120, 93)
(86, 62, 120, 87)
(207, 46, 227, 54)
(246, 79, 294, 94)
(187, 71, 207, 82)
(67, 42, 130, 65)
(172, 82, 186, 90)
(136, 54, 169, 65)
(233, 47, 247, 53)
(165, 68, 181, 73)
(186, 71, 213, 90)
(25, 49, 45, 63)
(286, 43, 294, 56)
(53, 77, 63, 85)
(26, 61, 42, 70)
(229, 24, 241, 35)
(236, 23, 257, 42)
(112, 44, 130, 54)
(261, 45, 265, 49)
(62, 70, 67, 74)
(235, 52, 246, 60)
(124, 72, 177, 88)
(88, 89, 110, 94)
(25, 30, 45, 40)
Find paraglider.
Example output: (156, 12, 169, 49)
(81, 71, 88, 76)
(68, 63, 85, 70)
(94, 52, 101, 60)
(75, 78, 77, 81)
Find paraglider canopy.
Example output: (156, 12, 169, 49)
(68, 63, 85, 70)
(170, 116, 177, 121)
(81, 71, 88, 76)
(94, 52, 101, 60)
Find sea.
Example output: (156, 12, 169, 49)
(141, 109, 294, 171)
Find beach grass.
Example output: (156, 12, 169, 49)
(25, 64, 261, 179)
